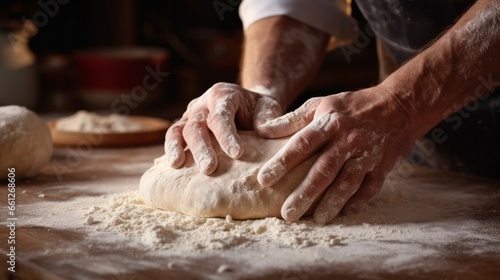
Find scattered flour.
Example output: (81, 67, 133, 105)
(12, 170, 500, 277)
(80, 182, 499, 262)
(55, 111, 143, 133)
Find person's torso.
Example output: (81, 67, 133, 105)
(356, 0, 475, 63)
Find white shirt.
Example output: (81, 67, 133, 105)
(239, 0, 358, 46)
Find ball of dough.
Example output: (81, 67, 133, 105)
(140, 131, 318, 220)
(0, 105, 53, 179)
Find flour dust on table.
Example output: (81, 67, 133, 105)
(82, 176, 500, 276)
(13, 164, 500, 278)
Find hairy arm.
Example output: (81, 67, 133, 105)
(258, 0, 500, 224)
(382, 0, 500, 138)
(164, 16, 330, 174)
(240, 16, 330, 110)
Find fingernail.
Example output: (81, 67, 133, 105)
(258, 162, 286, 187)
(199, 158, 211, 173)
(228, 146, 240, 158)
(282, 207, 297, 222)
(168, 154, 177, 166)
(257, 170, 272, 186)
(314, 212, 328, 225)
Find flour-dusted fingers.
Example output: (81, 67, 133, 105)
(341, 169, 388, 215)
(163, 82, 290, 175)
(257, 112, 341, 187)
(281, 128, 363, 222)
(253, 96, 284, 138)
(206, 84, 244, 159)
(278, 132, 361, 222)
(312, 158, 372, 225)
(183, 109, 218, 175)
(164, 119, 187, 168)
(258, 97, 321, 138)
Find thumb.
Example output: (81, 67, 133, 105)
(253, 96, 283, 137)
(256, 97, 321, 138)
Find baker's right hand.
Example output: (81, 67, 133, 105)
(164, 82, 283, 175)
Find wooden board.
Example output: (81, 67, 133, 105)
(1, 145, 500, 280)
(47, 116, 170, 147)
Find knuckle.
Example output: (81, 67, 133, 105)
(209, 82, 237, 97)
(182, 120, 205, 139)
(337, 181, 356, 197)
(292, 135, 315, 155)
(329, 113, 345, 129)
(211, 82, 232, 90)
(165, 127, 181, 139)
(206, 114, 217, 129)
(313, 113, 343, 135)
(167, 123, 181, 133)
(346, 158, 366, 173)
(207, 111, 231, 131)
(164, 140, 180, 156)
(295, 188, 316, 205)
(181, 125, 197, 139)
(211, 101, 233, 117)
(192, 111, 207, 122)
(186, 98, 201, 110)
(165, 121, 185, 137)
(346, 130, 365, 145)
(258, 97, 281, 114)
(210, 93, 240, 115)
(305, 97, 321, 108)
(314, 158, 336, 181)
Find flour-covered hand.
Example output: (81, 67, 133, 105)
(164, 82, 282, 175)
(257, 87, 418, 224)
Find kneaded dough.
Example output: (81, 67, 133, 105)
(140, 131, 317, 219)
(0, 105, 53, 179)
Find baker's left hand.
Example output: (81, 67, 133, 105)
(257, 87, 418, 224)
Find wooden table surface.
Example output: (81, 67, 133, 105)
(1, 145, 500, 280)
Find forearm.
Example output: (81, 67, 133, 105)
(381, 0, 500, 139)
(240, 16, 330, 109)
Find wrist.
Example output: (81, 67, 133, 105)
(377, 78, 428, 139)
(245, 84, 288, 109)
(358, 83, 425, 141)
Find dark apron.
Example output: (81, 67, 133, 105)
(356, 0, 500, 178)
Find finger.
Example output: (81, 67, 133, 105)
(257, 112, 340, 187)
(183, 109, 218, 175)
(164, 120, 187, 168)
(341, 171, 386, 216)
(257, 97, 321, 138)
(164, 101, 197, 168)
(312, 158, 371, 225)
(206, 89, 243, 159)
(281, 143, 345, 222)
(279, 135, 361, 223)
(341, 157, 396, 215)
(253, 96, 283, 138)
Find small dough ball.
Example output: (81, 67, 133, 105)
(0, 105, 53, 179)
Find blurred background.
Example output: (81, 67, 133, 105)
(0, 0, 379, 120)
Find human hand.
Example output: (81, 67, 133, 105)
(165, 82, 283, 175)
(257, 87, 418, 224)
